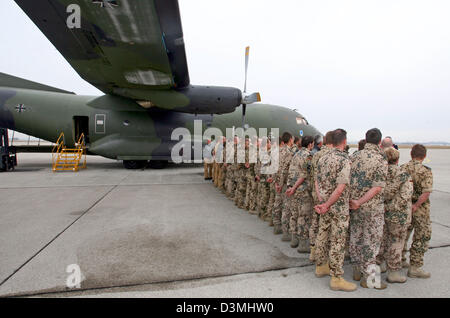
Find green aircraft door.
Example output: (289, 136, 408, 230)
(95, 114, 106, 134)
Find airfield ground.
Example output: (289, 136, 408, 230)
(0, 149, 449, 298)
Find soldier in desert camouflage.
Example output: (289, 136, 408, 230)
(234, 138, 250, 209)
(245, 137, 259, 214)
(314, 129, 357, 292)
(401, 144, 433, 279)
(285, 135, 314, 253)
(309, 131, 334, 262)
(376, 147, 413, 283)
(349, 128, 388, 290)
(274, 133, 295, 239)
(256, 138, 273, 220)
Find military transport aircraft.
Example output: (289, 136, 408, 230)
(0, 0, 320, 169)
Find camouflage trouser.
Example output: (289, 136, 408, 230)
(402, 207, 432, 267)
(225, 169, 234, 197)
(309, 206, 320, 246)
(245, 177, 258, 211)
(213, 163, 220, 186)
(226, 169, 237, 199)
(273, 186, 287, 227)
(289, 192, 312, 239)
(349, 209, 384, 277)
(234, 169, 247, 208)
(218, 165, 226, 190)
(204, 163, 213, 179)
(267, 182, 276, 217)
(257, 182, 270, 218)
(377, 220, 408, 271)
(315, 208, 349, 277)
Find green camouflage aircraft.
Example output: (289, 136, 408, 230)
(0, 0, 320, 169)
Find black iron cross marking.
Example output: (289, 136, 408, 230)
(15, 104, 27, 113)
(92, 0, 119, 8)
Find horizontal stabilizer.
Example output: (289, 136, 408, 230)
(0, 72, 75, 94)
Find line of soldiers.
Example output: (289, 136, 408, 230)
(207, 128, 433, 292)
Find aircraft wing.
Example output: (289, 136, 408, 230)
(14, 0, 190, 95)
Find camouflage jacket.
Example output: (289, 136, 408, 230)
(287, 147, 312, 193)
(401, 159, 433, 210)
(350, 143, 388, 212)
(275, 145, 294, 186)
(247, 144, 258, 178)
(316, 148, 351, 214)
(310, 146, 332, 201)
(258, 149, 272, 182)
(214, 142, 225, 164)
(384, 164, 413, 224)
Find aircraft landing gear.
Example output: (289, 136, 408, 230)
(148, 160, 168, 169)
(122, 160, 168, 170)
(122, 160, 147, 170)
(0, 128, 17, 172)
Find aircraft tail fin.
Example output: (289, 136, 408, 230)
(0, 72, 75, 95)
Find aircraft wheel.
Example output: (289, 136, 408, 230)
(148, 160, 168, 169)
(123, 160, 148, 170)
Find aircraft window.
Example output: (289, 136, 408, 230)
(296, 117, 307, 125)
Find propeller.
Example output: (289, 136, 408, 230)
(241, 46, 261, 128)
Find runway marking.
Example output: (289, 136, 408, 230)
(0, 173, 132, 289)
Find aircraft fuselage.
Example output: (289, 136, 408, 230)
(0, 87, 320, 161)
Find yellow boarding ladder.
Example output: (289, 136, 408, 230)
(52, 132, 87, 172)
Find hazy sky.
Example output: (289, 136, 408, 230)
(1, 0, 449, 142)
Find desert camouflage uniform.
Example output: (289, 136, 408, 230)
(309, 146, 332, 247)
(213, 141, 222, 187)
(273, 145, 294, 229)
(376, 164, 413, 271)
(401, 159, 433, 267)
(266, 144, 279, 219)
(234, 143, 249, 208)
(349, 143, 388, 277)
(225, 142, 237, 198)
(245, 143, 258, 211)
(291, 144, 299, 154)
(214, 142, 225, 190)
(314, 148, 351, 277)
(256, 149, 272, 218)
(286, 147, 313, 239)
(218, 143, 227, 191)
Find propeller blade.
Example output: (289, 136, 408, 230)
(244, 46, 250, 93)
(242, 92, 261, 104)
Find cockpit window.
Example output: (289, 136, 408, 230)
(296, 117, 308, 126)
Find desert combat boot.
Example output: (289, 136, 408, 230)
(408, 266, 431, 279)
(330, 277, 357, 292)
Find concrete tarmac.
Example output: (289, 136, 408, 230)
(0, 149, 449, 297)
